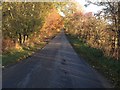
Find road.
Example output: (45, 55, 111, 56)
(2, 31, 111, 88)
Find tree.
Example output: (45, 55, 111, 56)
(65, 9, 119, 59)
(2, 2, 55, 51)
(85, 1, 120, 60)
(40, 8, 63, 39)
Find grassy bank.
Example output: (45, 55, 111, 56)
(2, 42, 46, 67)
(2, 31, 60, 67)
(66, 34, 120, 88)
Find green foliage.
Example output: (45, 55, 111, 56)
(3, 50, 29, 66)
(2, 42, 46, 66)
(2, 2, 54, 44)
(2, 2, 64, 66)
(54, 2, 77, 17)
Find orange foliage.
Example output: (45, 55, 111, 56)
(40, 8, 63, 39)
(45, 8, 63, 30)
(84, 12, 93, 17)
(2, 38, 15, 51)
(73, 11, 84, 17)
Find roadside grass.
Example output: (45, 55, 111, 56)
(2, 32, 59, 67)
(66, 34, 120, 88)
(2, 42, 46, 67)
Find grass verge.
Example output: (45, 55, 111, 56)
(2, 42, 46, 67)
(66, 34, 120, 88)
(2, 32, 60, 67)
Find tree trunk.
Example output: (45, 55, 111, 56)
(19, 33, 22, 44)
(23, 34, 26, 44)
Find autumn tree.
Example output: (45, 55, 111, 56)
(65, 10, 120, 60)
(40, 8, 63, 40)
(85, 1, 120, 59)
(2, 2, 54, 51)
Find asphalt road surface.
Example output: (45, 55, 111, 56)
(3, 31, 112, 88)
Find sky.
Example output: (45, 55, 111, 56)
(58, 0, 105, 17)
(75, 0, 104, 14)
(59, 11, 66, 17)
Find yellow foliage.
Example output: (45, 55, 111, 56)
(15, 43, 23, 51)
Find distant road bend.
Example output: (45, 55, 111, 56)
(3, 31, 111, 88)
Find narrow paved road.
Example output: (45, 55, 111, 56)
(3, 31, 111, 88)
